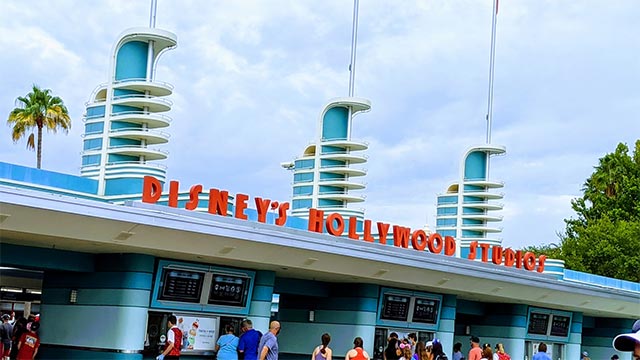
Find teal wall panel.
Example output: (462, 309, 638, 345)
(40, 304, 148, 351)
(0, 243, 94, 272)
(44, 271, 152, 290)
(105, 178, 144, 196)
(115, 41, 148, 80)
(464, 151, 487, 180)
(39, 347, 142, 360)
(321, 107, 349, 140)
(42, 288, 150, 308)
(0, 162, 99, 195)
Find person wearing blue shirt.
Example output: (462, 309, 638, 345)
(238, 319, 263, 360)
(216, 324, 239, 360)
(532, 343, 551, 360)
(258, 321, 280, 360)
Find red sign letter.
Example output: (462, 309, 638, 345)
(308, 208, 324, 233)
(491, 246, 503, 265)
(392, 226, 411, 248)
(411, 230, 427, 251)
(377, 222, 390, 245)
(326, 213, 345, 236)
(254, 197, 271, 223)
(208, 188, 229, 216)
(427, 233, 444, 254)
(363, 220, 374, 242)
(348, 217, 359, 240)
(142, 176, 162, 203)
(168, 180, 179, 208)
(537, 255, 547, 273)
(185, 184, 202, 210)
(444, 236, 456, 256)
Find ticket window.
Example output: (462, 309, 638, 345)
(373, 328, 434, 360)
(525, 341, 565, 360)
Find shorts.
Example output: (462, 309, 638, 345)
(2, 343, 10, 357)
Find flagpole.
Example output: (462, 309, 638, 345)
(149, 0, 158, 28)
(348, 0, 360, 97)
(485, 0, 498, 144)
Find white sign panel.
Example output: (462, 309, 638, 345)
(176, 315, 218, 352)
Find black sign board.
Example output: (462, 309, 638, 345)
(159, 269, 204, 303)
(528, 312, 550, 335)
(380, 294, 410, 321)
(208, 274, 249, 307)
(412, 298, 440, 324)
(550, 315, 571, 337)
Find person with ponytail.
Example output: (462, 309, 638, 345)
(312, 333, 333, 360)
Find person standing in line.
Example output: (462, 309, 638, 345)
(468, 336, 482, 360)
(479, 347, 492, 360)
(494, 344, 509, 360)
(531, 343, 551, 360)
(408, 334, 417, 354)
(398, 342, 412, 360)
(385, 338, 401, 360)
(610, 355, 619, 360)
(431, 340, 448, 360)
(16, 321, 39, 360)
(312, 333, 332, 360)
(452, 343, 464, 360)
(613, 319, 640, 360)
(238, 319, 262, 360)
(258, 321, 280, 360)
(412, 341, 425, 360)
(157, 315, 182, 360)
(216, 324, 239, 360)
(345, 337, 370, 360)
(11, 317, 28, 360)
(0, 314, 13, 360)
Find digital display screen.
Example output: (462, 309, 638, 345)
(159, 269, 204, 303)
(208, 274, 250, 307)
(550, 315, 571, 337)
(528, 313, 550, 335)
(380, 294, 410, 321)
(412, 298, 440, 324)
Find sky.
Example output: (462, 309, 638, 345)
(1, 0, 638, 249)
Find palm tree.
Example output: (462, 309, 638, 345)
(7, 85, 72, 169)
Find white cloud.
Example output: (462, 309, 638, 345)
(1, 0, 638, 250)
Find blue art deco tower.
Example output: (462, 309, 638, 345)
(282, 98, 370, 221)
(436, 145, 505, 257)
(80, 27, 177, 196)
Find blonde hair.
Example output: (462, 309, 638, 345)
(496, 343, 505, 354)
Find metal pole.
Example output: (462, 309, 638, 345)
(485, 0, 498, 144)
(149, 0, 158, 28)
(348, 0, 360, 97)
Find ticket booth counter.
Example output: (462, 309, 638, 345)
(143, 260, 257, 358)
(524, 307, 573, 360)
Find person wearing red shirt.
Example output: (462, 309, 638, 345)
(468, 336, 482, 360)
(16, 322, 39, 360)
(157, 315, 182, 360)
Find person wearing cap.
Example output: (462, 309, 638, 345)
(0, 314, 12, 360)
(468, 336, 482, 360)
(580, 351, 590, 360)
(16, 321, 39, 360)
(613, 319, 640, 360)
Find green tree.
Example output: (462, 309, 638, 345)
(557, 141, 640, 282)
(7, 85, 72, 169)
